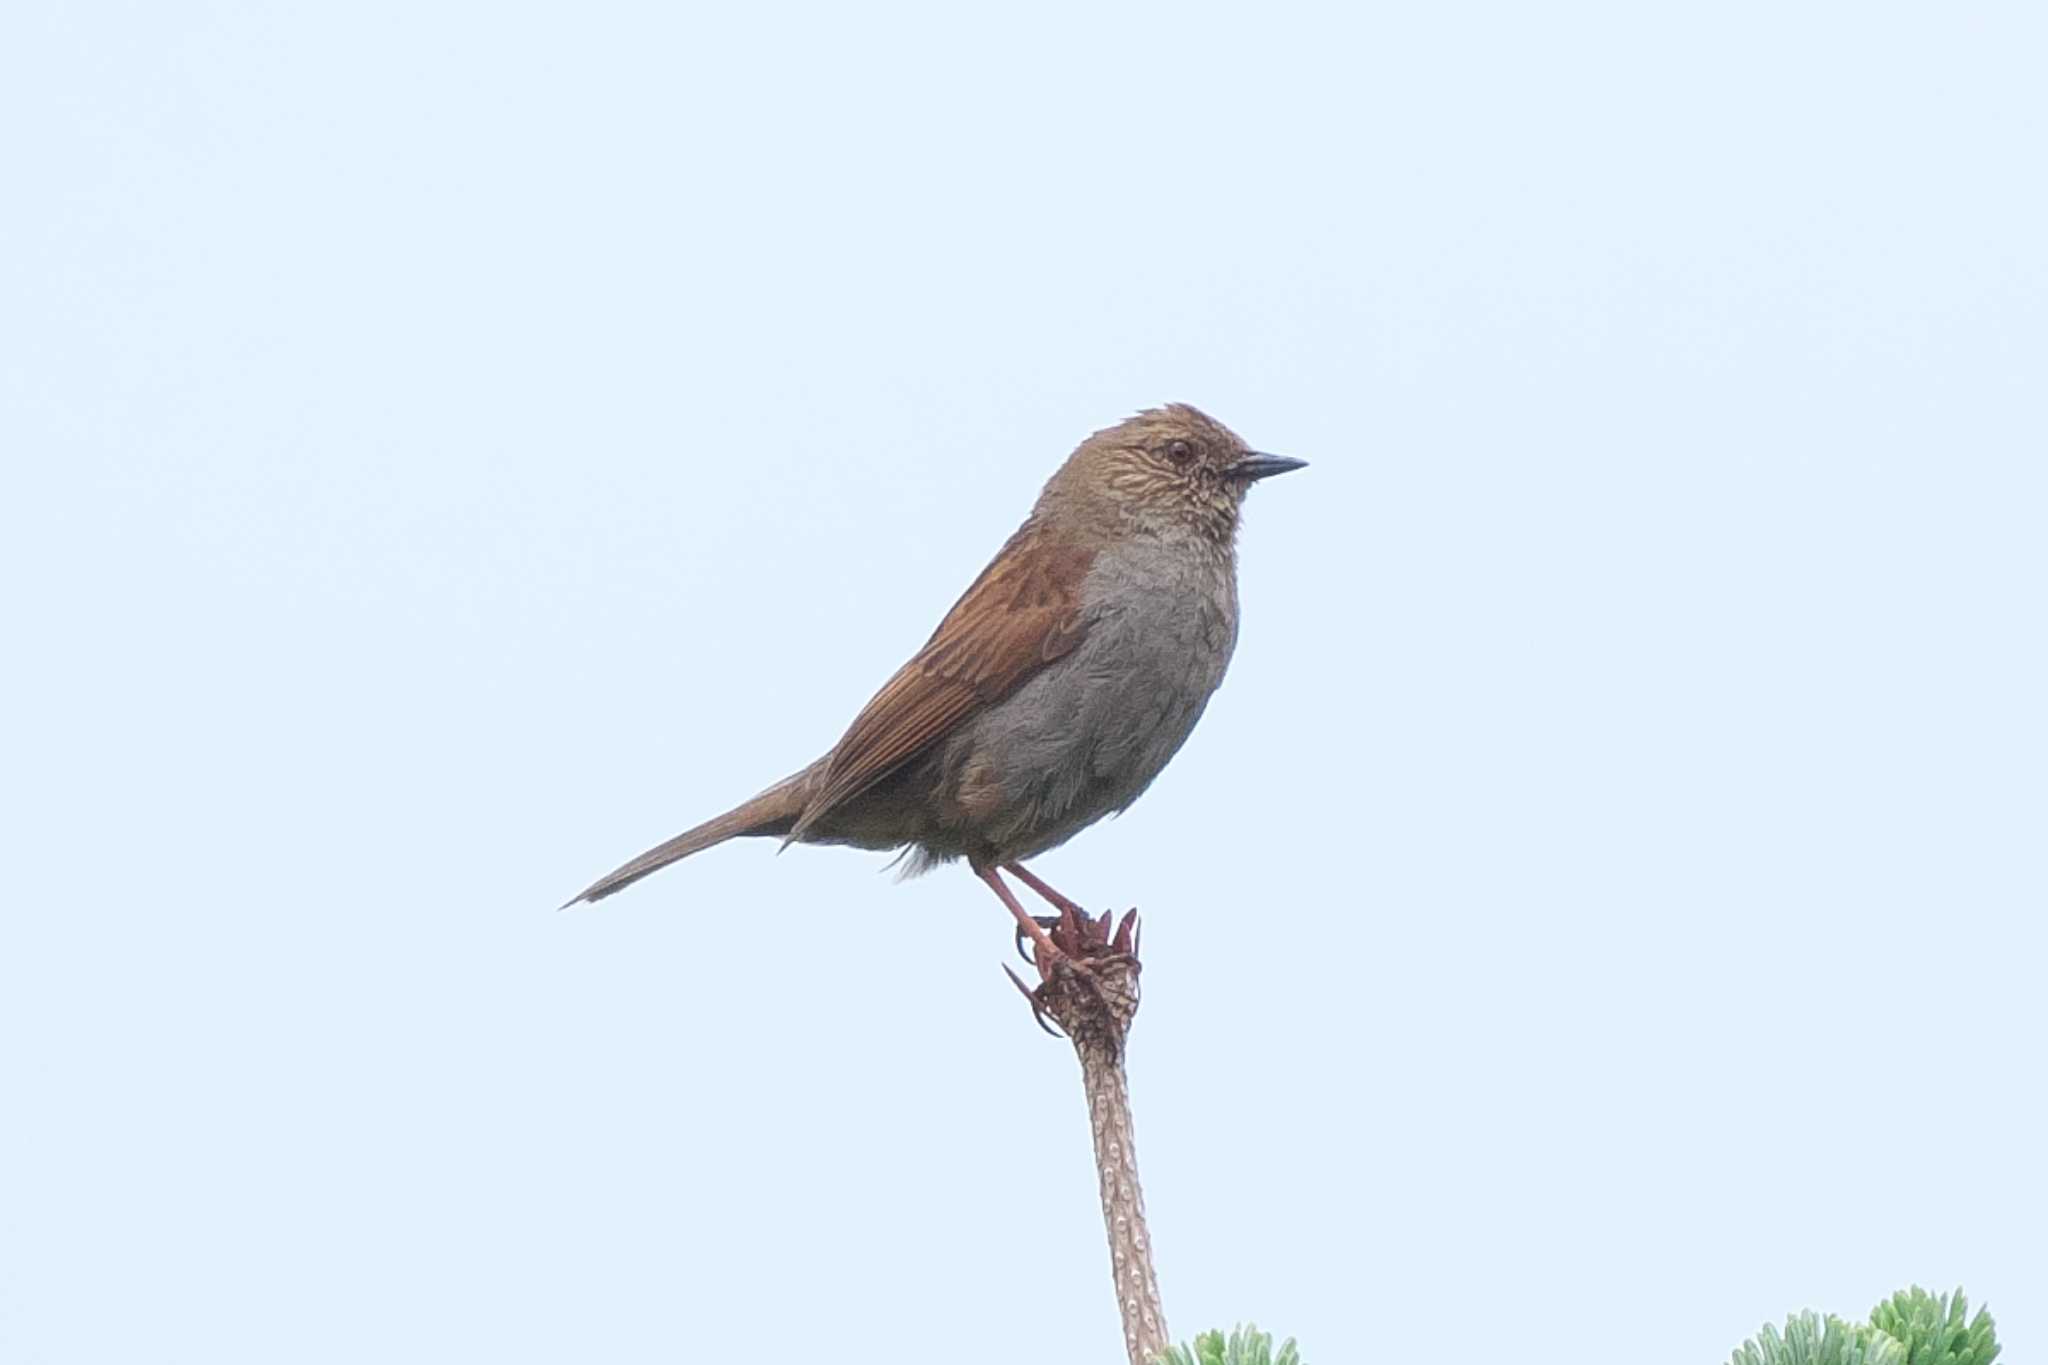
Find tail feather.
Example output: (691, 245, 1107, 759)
(563, 770, 810, 906)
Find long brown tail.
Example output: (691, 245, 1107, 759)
(563, 768, 812, 906)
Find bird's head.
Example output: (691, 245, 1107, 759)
(1053, 404, 1306, 542)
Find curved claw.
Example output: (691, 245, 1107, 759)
(1013, 915, 1062, 967)
(1002, 964, 1064, 1038)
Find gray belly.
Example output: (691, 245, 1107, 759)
(934, 569, 1239, 864)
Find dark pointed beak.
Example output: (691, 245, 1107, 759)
(1228, 451, 1309, 482)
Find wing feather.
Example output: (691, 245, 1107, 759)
(788, 521, 1094, 841)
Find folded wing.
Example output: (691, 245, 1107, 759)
(788, 520, 1095, 842)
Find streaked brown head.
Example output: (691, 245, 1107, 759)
(1049, 403, 1307, 539)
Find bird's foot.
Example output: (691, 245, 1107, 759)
(1005, 914, 1073, 1036)
(1002, 961, 1065, 1036)
(1000, 863, 1101, 971)
(1012, 914, 1065, 967)
(1003, 906, 1142, 1044)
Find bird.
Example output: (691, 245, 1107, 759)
(564, 404, 1305, 957)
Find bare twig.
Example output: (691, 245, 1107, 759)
(1014, 908, 1166, 1365)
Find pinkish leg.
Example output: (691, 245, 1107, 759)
(1004, 862, 1093, 946)
(1003, 862, 1088, 917)
(977, 865, 1060, 963)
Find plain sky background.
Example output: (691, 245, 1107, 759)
(3, 2, 2043, 1361)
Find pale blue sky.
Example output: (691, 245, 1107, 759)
(4, 3, 2043, 1362)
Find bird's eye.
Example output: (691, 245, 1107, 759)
(1166, 439, 1196, 466)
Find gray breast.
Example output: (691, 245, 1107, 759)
(949, 536, 1240, 862)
